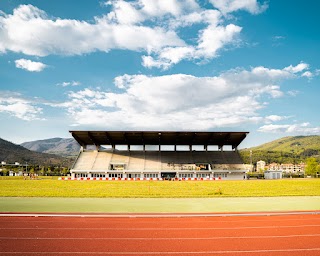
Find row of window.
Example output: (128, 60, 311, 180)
(75, 173, 228, 178)
(214, 173, 228, 178)
(178, 173, 193, 178)
(144, 173, 158, 178)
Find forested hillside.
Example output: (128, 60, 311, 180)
(240, 135, 320, 164)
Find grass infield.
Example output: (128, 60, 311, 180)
(0, 178, 320, 198)
(0, 179, 319, 213)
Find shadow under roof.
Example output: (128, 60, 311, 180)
(70, 131, 249, 149)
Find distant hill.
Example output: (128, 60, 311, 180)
(240, 135, 320, 164)
(0, 138, 71, 166)
(21, 138, 80, 157)
(248, 135, 320, 153)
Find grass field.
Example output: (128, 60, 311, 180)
(0, 178, 319, 198)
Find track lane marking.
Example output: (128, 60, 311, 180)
(1, 224, 320, 230)
(1, 234, 320, 240)
(1, 248, 320, 254)
(1, 217, 320, 224)
(0, 211, 319, 218)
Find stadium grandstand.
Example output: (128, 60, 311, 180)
(69, 131, 249, 180)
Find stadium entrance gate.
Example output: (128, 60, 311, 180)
(161, 172, 177, 180)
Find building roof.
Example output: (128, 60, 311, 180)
(70, 131, 249, 149)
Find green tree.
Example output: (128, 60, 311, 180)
(305, 157, 318, 177)
(61, 167, 69, 176)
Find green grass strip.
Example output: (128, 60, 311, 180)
(0, 197, 319, 213)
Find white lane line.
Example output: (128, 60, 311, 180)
(2, 217, 320, 223)
(0, 211, 319, 218)
(1, 224, 320, 230)
(1, 248, 320, 254)
(1, 234, 320, 240)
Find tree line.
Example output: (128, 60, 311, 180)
(0, 164, 70, 176)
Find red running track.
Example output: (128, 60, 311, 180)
(0, 213, 320, 256)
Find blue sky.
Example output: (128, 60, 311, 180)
(0, 0, 319, 148)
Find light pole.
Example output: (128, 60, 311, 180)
(250, 150, 253, 172)
(294, 144, 298, 173)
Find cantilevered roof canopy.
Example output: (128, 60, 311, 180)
(70, 131, 249, 149)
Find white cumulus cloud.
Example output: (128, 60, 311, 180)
(264, 115, 289, 123)
(284, 62, 309, 73)
(57, 81, 81, 87)
(301, 71, 313, 78)
(0, 94, 43, 121)
(209, 0, 268, 15)
(0, 1, 268, 69)
(15, 58, 47, 72)
(258, 123, 320, 134)
(0, 4, 184, 57)
(52, 64, 306, 130)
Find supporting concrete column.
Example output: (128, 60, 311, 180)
(174, 145, 177, 151)
(189, 145, 192, 151)
(112, 144, 115, 150)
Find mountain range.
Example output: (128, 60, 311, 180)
(21, 137, 80, 157)
(0, 138, 71, 166)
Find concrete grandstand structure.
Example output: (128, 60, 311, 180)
(69, 131, 249, 180)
